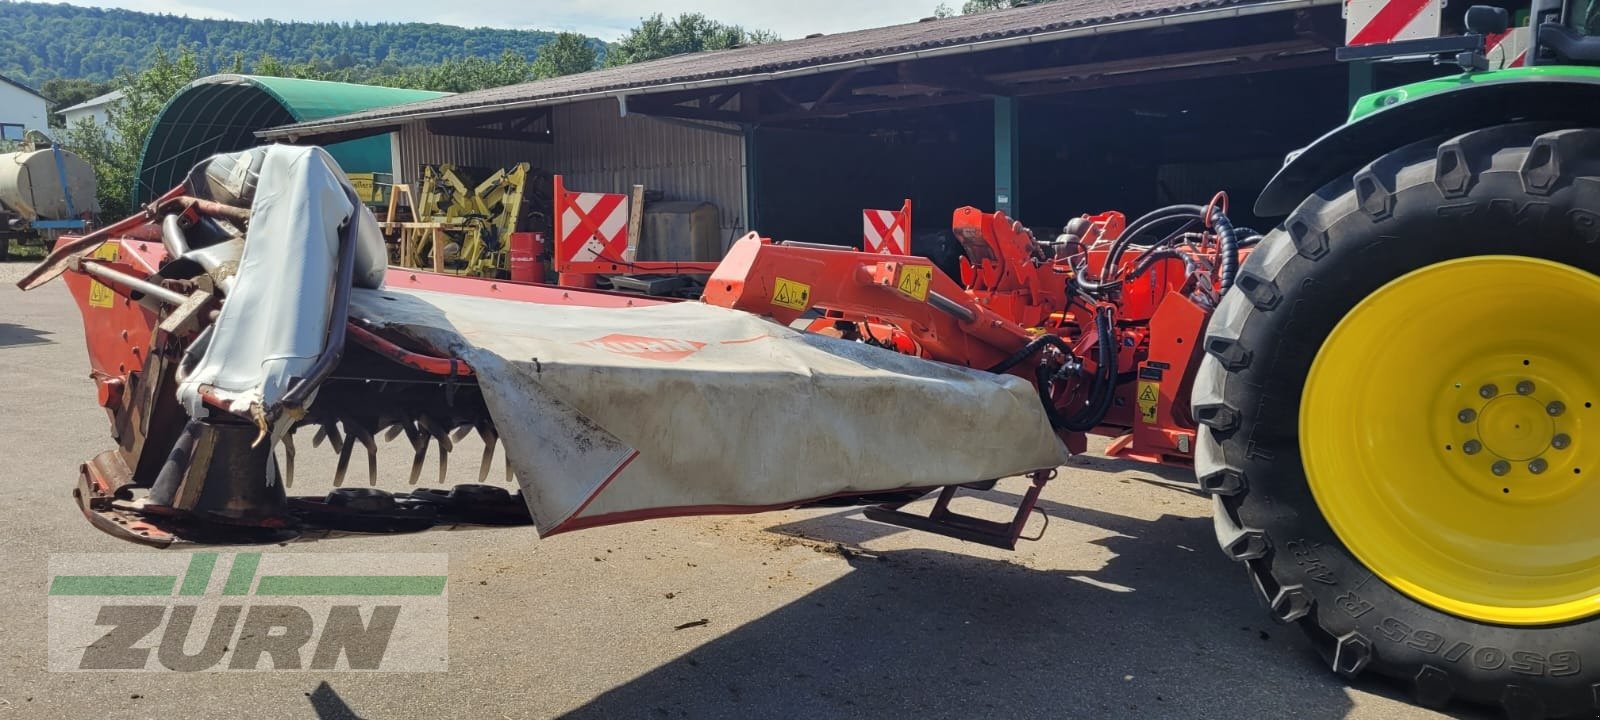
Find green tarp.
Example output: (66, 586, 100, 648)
(135, 74, 446, 205)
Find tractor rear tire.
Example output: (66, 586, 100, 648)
(1196, 123, 1600, 719)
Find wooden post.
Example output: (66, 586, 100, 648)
(387, 183, 415, 223)
(386, 184, 413, 268)
(624, 184, 645, 263)
(432, 227, 446, 273)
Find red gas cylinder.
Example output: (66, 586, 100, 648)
(508, 232, 544, 283)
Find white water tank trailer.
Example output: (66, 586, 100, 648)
(0, 145, 98, 259)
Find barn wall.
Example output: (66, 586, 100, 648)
(395, 98, 747, 248)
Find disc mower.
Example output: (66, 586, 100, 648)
(18, 1, 1600, 716)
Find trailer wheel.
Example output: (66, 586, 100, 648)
(1196, 123, 1600, 719)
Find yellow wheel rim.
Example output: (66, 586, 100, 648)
(1302, 255, 1600, 625)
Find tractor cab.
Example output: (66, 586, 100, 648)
(1535, 0, 1600, 63)
(1338, 0, 1600, 70)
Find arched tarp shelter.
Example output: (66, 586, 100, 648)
(135, 74, 447, 205)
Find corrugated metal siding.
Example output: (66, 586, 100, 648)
(542, 100, 746, 239)
(396, 98, 747, 244)
(393, 125, 549, 183)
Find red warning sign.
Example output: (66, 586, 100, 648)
(863, 200, 911, 256)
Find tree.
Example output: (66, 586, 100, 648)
(244, 48, 542, 93)
(62, 115, 118, 191)
(960, 0, 1058, 13)
(362, 50, 535, 92)
(530, 32, 597, 79)
(605, 13, 778, 67)
(65, 46, 202, 217)
(253, 53, 288, 77)
(0, 1, 589, 87)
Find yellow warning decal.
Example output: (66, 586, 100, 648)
(87, 244, 119, 309)
(772, 276, 811, 311)
(1137, 381, 1160, 424)
(896, 265, 933, 302)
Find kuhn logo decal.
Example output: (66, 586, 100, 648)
(579, 334, 706, 362)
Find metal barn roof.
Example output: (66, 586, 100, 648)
(260, 0, 1334, 141)
(59, 89, 127, 114)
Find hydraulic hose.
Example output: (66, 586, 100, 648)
(1076, 220, 1198, 295)
(1119, 204, 1207, 247)
(1082, 204, 1207, 295)
(1034, 363, 1070, 430)
(983, 332, 1078, 431)
(1123, 246, 1199, 285)
(1101, 214, 1197, 282)
(1208, 208, 1241, 294)
(986, 333, 1073, 375)
(1061, 306, 1118, 432)
(999, 307, 1120, 432)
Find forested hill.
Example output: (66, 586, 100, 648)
(0, 1, 594, 86)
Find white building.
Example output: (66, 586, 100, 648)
(0, 73, 48, 142)
(59, 90, 126, 140)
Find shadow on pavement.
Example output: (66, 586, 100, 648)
(561, 484, 1379, 720)
(0, 322, 53, 348)
(308, 681, 365, 720)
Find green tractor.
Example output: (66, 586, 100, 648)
(1198, 1, 1600, 716)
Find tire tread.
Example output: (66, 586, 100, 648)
(1196, 124, 1600, 719)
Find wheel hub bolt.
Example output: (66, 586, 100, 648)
(1463, 439, 1482, 455)
(1458, 408, 1478, 423)
(1530, 458, 1549, 475)
(1517, 380, 1536, 395)
(1479, 384, 1499, 399)
(1492, 460, 1511, 476)
(1548, 401, 1566, 417)
(1553, 433, 1571, 450)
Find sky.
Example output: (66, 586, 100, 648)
(46, 0, 947, 40)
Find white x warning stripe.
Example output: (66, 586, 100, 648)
(573, 193, 629, 242)
(1345, 0, 1441, 46)
(863, 209, 908, 255)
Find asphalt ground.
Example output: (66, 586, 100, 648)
(0, 260, 1471, 719)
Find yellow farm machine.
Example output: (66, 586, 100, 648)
(394, 162, 530, 277)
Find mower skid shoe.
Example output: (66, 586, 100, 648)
(76, 451, 174, 548)
(75, 452, 300, 546)
(861, 469, 1054, 551)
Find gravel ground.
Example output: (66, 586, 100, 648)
(0, 260, 1472, 719)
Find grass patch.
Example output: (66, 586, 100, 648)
(4, 239, 47, 262)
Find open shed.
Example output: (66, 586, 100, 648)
(259, 0, 1448, 269)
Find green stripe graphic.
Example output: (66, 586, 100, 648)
(222, 553, 261, 595)
(49, 575, 176, 596)
(50, 553, 444, 597)
(254, 575, 447, 596)
(179, 553, 218, 596)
